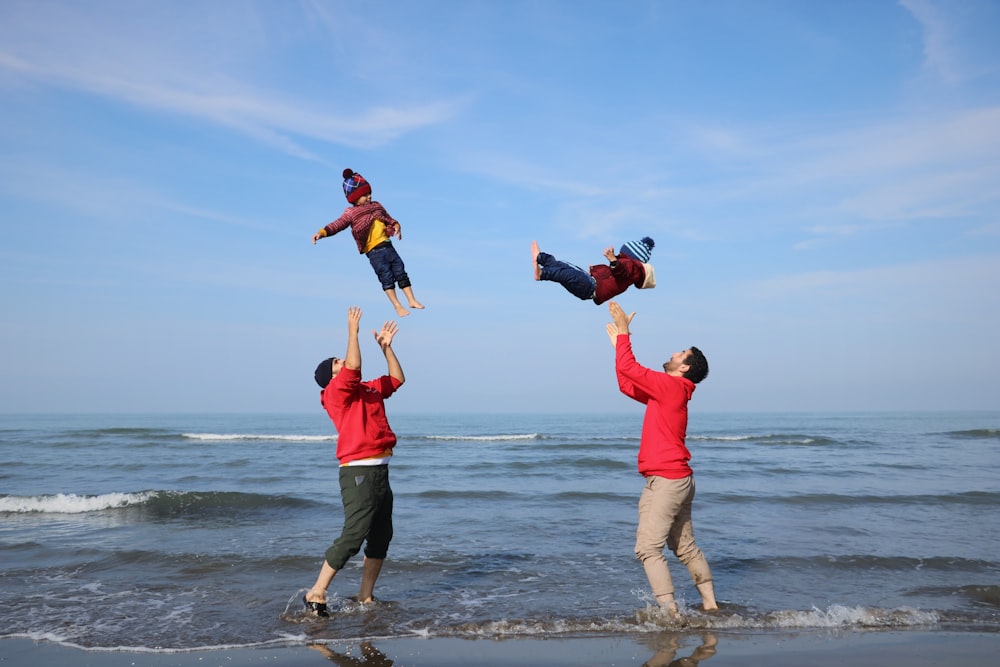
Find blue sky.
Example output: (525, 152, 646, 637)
(2, 0, 999, 414)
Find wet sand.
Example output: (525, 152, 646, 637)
(3, 630, 999, 666)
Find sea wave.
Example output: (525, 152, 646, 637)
(946, 428, 1000, 439)
(712, 490, 1000, 507)
(721, 554, 998, 573)
(0, 491, 157, 513)
(0, 631, 304, 654)
(182, 433, 335, 442)
(421, 604, 942, 638)
(0, 490, 319, 514)
(420, 433, 541, 442)
(690, 433, 839, 446)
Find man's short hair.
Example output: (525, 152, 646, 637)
(683, 347, 709, 384)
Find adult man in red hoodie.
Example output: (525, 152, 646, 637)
(303, 306, 404, 617)
(606, 301, 718, 620)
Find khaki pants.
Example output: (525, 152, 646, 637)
(635, 474, 713, 598)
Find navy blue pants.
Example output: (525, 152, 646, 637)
(537, 251, 596, 300)
(366, 242, 411, 290)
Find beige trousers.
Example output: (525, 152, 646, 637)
(634, 474, 713, 598)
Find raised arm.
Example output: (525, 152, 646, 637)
(607, 301, 650, 402)
(606, 301, 635, 341)
(344, 306, 362, 371)
(374, 320, 404, 384)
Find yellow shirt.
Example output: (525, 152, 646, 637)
(362, 219, 390, 253)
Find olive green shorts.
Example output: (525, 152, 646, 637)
(324, 465, 393, 570)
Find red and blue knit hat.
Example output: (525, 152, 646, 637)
(342, 168, 372, 204)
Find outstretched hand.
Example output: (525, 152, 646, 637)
(606, 301, 635, 345)
(603, 246, 617, 263)
(373, 320, 399, 350)
(347, 305, 362, 332)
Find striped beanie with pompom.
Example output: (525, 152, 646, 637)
(619, 236, 655, 263)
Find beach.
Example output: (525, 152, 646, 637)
(4, 631, 1000, 666)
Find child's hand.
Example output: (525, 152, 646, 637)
(312, 232, 322, 244)
(603, 246, 616, 262)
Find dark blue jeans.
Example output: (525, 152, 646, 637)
(366, 242, 411, 290)
(537, 252, 596, 300)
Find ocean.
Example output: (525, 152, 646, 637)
(1, 411, 998, 652)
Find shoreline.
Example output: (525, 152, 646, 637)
(3, 629, 999, 667)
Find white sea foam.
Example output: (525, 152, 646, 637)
(4, 631, 308, 654)
(424, 434, 539, 441)
(182, 433, 336, 442)
(452, 605, 942, 638)
(0, 491, 156, 514)
(691, 434, 819, 444)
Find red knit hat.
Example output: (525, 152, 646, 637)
(342, 168, 372, 204)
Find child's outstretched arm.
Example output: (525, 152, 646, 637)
(313, 210, 355, 244)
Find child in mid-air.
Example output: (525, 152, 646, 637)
(531, 237, 656, 305)
(312, 169, 424, 317)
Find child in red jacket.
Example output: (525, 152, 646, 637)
(531, 237, 655, 305)
(312, 169, 424, 317)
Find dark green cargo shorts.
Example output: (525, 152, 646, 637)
(325, 464, 393, 570)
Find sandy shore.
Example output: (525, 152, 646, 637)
(3, 630, 999, 666)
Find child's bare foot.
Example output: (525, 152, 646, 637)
(394, 305, 410, 317)
(531, 241, 541, 280)
(408, 301, 425, 310)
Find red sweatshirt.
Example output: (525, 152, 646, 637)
(615, 335, 695, 479)
(320, 367, 402, 465)
(590, 256, 647, 305)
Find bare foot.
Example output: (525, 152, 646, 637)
(531, 240, 541, 280)
(408, 302, 425, 309)
(394, 305, 410, 317)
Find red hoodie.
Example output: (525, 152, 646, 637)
(615, 335, 695, 479)
(320, 367, 402, 465)
(590, 255, 647, 305)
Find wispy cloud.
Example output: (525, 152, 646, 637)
(0, 2, 464, 156)
(901, 0, 1000, 84)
